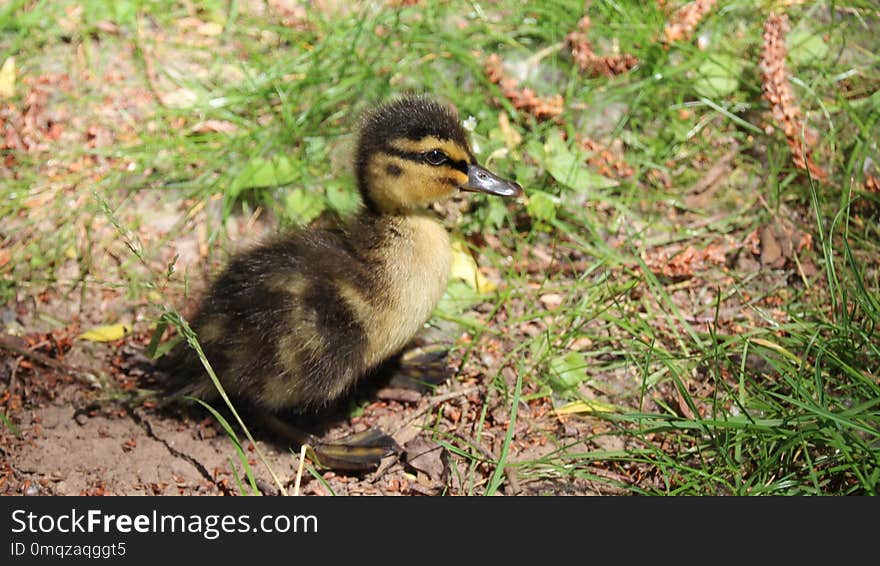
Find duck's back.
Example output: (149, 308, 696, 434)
(162, 213, 450, 411)
(162, 225, 376, 409)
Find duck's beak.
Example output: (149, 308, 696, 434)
(463, 164, 523, 197)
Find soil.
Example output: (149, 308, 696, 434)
(1, 324, 622, 496)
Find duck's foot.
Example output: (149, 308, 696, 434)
(386, 345, 451, 393)
(259, 414, 399, 472)
(312, 429, 400, 471)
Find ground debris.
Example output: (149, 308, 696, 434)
(642, 239, 732, 280)
(565, 16, 638, 77)
(759, 12, 826, 180)
(485, 54, 564, 121)
(757, 221, 812, 270)
(404, 437, 449, 489)
(578, 136, 635, 179)
(662, 0, 717, 44)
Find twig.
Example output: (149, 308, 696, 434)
(293, 444, 307, 496)
(0, 335, 64, 371)
(0, 335, 98, 385)
(7, 356, 22, 394)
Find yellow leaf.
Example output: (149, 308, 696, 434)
(78, 323, 130, 342)
(498, 111, 522, 149)
(554, 399, 621, 415)
(750, 338, 802, 364)
(449, 241, 496, 293)
(0, 57, 16, 99)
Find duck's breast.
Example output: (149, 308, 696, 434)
(341, 214, 451, 369)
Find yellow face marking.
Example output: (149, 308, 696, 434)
(366, 153, 467, 212)
(388, 137, 471, 163)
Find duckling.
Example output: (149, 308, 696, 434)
(160, 95, 522, 470)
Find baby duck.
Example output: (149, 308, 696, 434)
(161, 96, 522, 470)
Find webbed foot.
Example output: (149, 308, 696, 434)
(260, 414, 399, 472)
(386, 345, 451, 393)
(311, 429, 400, 471)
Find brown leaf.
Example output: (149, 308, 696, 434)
(190, 120, 238, 134)
(760, 225, 785, 268)
(539, 293, 564, 310)
(94, 21, 120, 34)
(404, 437, 448, 485)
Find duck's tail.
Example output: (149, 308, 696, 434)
(152, 344, 220, 404)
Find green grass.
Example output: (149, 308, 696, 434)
(2, 0, 878, 495)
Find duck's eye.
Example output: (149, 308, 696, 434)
(424, 149, 448, 166)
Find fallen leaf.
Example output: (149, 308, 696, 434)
(759, 223, 808, 269)
(404, 437, 448, 484)
(539, 293, 564, 309)
(450, 240, 496, 293)
(78, 323, 130, 342)
(569, 337, 593, 351)
(548, 352, 588, 392)
(190, 120, 238, 134)
(94, 20, 120, 34)
(375, 388, 422, 403)
(554, 398, 621, 415)
(543, 132, 617, 191)
(0, 57, 16, 99)
(231, 155, 298, 196)
(694, 54, 743, 98)
(787, 28, 829, 65)
(435, 281, 484, 317)
(760, 225, 784, 268)
(498, 111, 522, 149)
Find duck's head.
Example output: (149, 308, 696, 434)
(355, 96, 523, 213)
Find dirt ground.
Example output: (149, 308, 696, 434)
(1, 306, 628, 496)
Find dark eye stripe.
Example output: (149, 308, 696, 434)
(384, 147, 469, 174)
(448, 158, 469, 174)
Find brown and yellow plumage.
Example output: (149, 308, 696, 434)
(160, 96, 522, 469)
